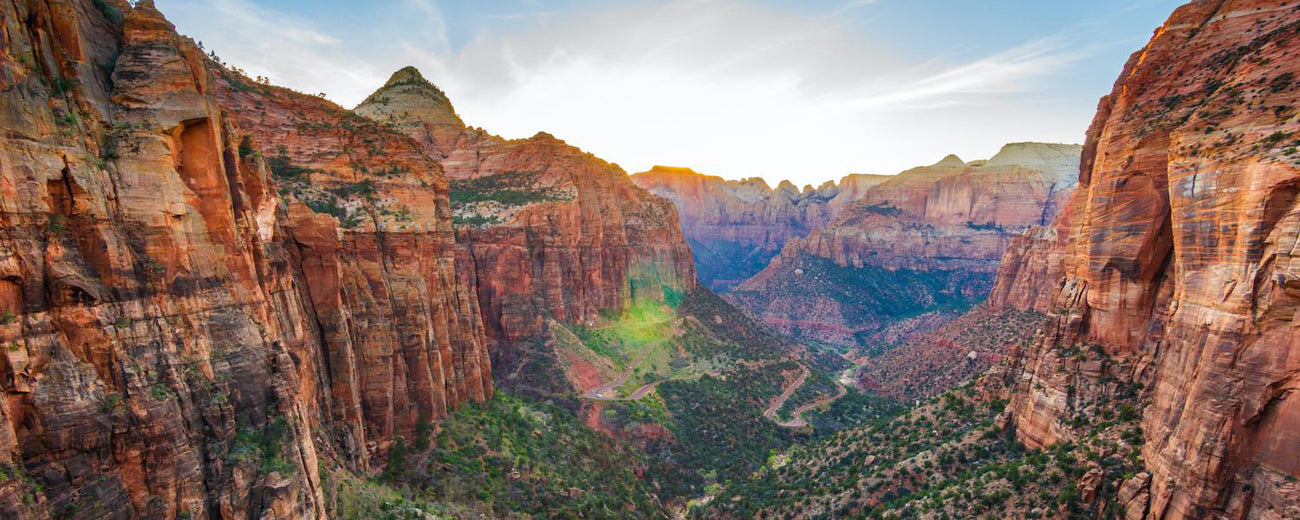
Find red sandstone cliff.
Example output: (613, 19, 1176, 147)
(990, 2, 1300, 518)
(0, 1, 488, 518)
(630, 166, 888, 291)
(730, 143, 1080, 346)
(355, 69, 697, 348)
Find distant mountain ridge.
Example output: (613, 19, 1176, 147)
(632, 166, 891, 290)
(641, 142, 1082, 346)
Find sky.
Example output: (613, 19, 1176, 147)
(155, 0, 1185, 186)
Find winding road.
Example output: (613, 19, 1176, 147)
(765, 360, 859, 428)
(582, 342, 661, 401)
(763, 364, 810, 419)
(775, 379, 847, 428)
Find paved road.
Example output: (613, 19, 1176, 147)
(583, 343, 659, 401)
(767, 361, 856, 428)
(763, 364, 810, 419)
(774, 380, 847, 428)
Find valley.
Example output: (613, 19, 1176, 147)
(0, 1, 1296, 519)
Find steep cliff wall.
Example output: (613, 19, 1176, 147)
(0, 2, 489, 518)
(211, 62, 493, 459)
(631, 166, 888, 291)
(994, 2, 1300, 518)
(730, 143, 1080, 346)
(355, 69, 697, 349)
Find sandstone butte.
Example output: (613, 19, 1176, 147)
(983, 1, 1300, 518)
(631, 166, 890, 290)
(725, 142, 1081, 346)
(0, 1, 693, 518)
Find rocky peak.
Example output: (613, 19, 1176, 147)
(983, 142, 1082, 184)
(646, 165, 701, 176)
(933, 154, 966, 167)
(354, 66, 465, 151)
(385, 65, 429, 86)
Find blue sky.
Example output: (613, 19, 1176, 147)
(155, 0, 1184, 186)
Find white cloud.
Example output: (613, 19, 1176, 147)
(157, 0, 1091, 185)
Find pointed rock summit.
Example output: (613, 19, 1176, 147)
(385, 65, 429, 86)
(933, 154, 966, 167)
(355, 66, 466, 151)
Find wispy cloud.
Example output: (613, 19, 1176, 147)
(835, 38, 1091, 111)
(157, 0, 1112, 185)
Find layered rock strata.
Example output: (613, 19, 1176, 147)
(631, 166, 889, 290)
(0, 1, 490, 518)
(355, 69, 697, 349)
(991, 2, 1300, 518)
(731, 143, 1081, 345)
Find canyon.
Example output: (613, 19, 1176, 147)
(0, 0, 1296, 519)
(710, 2, 1300, 519)
(631, 166, 889, 291)
(723, 142, 1080, 347)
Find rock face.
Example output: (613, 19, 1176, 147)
(0, 1, 490, 518)
(730, 143, 1081, 346)
(631, 166, 888, 291)
(992, 2, 1300, 518)
(356, 69, 697, 350)
(213, 62, 494, 454)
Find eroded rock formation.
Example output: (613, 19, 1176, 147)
(355, 69, 697, 349)
(631, 166, 888, 290)
(0, 1, 491, 518)
(730, 143, 1081, 346)
(991, 2, 1300, 518)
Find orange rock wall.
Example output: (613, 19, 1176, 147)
(0, 1, 489, 518)
(994, 2, 1300, 518)
(357, 74, 697, 347)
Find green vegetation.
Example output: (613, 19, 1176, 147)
(710, 341, 1149, 519)
(805, 388, 903, 433)
(732, 255, 989, 342)
(92, 0, 123, 23)
(450, 214, 501, 227)
(267, 146, 320, 181)
(676, 286, 788, 362)
(858, 308, 1046, 400)
(1270, 72, 1294, 93)
(558, 290, 759, 395)
(149, 383, 173, 401)
(322, 466, 451, 520)
(302, 193, 364, 228)
(228, 416, 295, 476)
(965, 220, 1005, 232)
(266, 146, 373, 228)
(46, 214, 66, 234)
(862, 202, 903, 216)
(393, 393, 665, 518)
(773, 366, 840, 422)
(449, 170, 570, 208)
(1261, 130, 1294, 148)
(657, 365, 794, 497)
